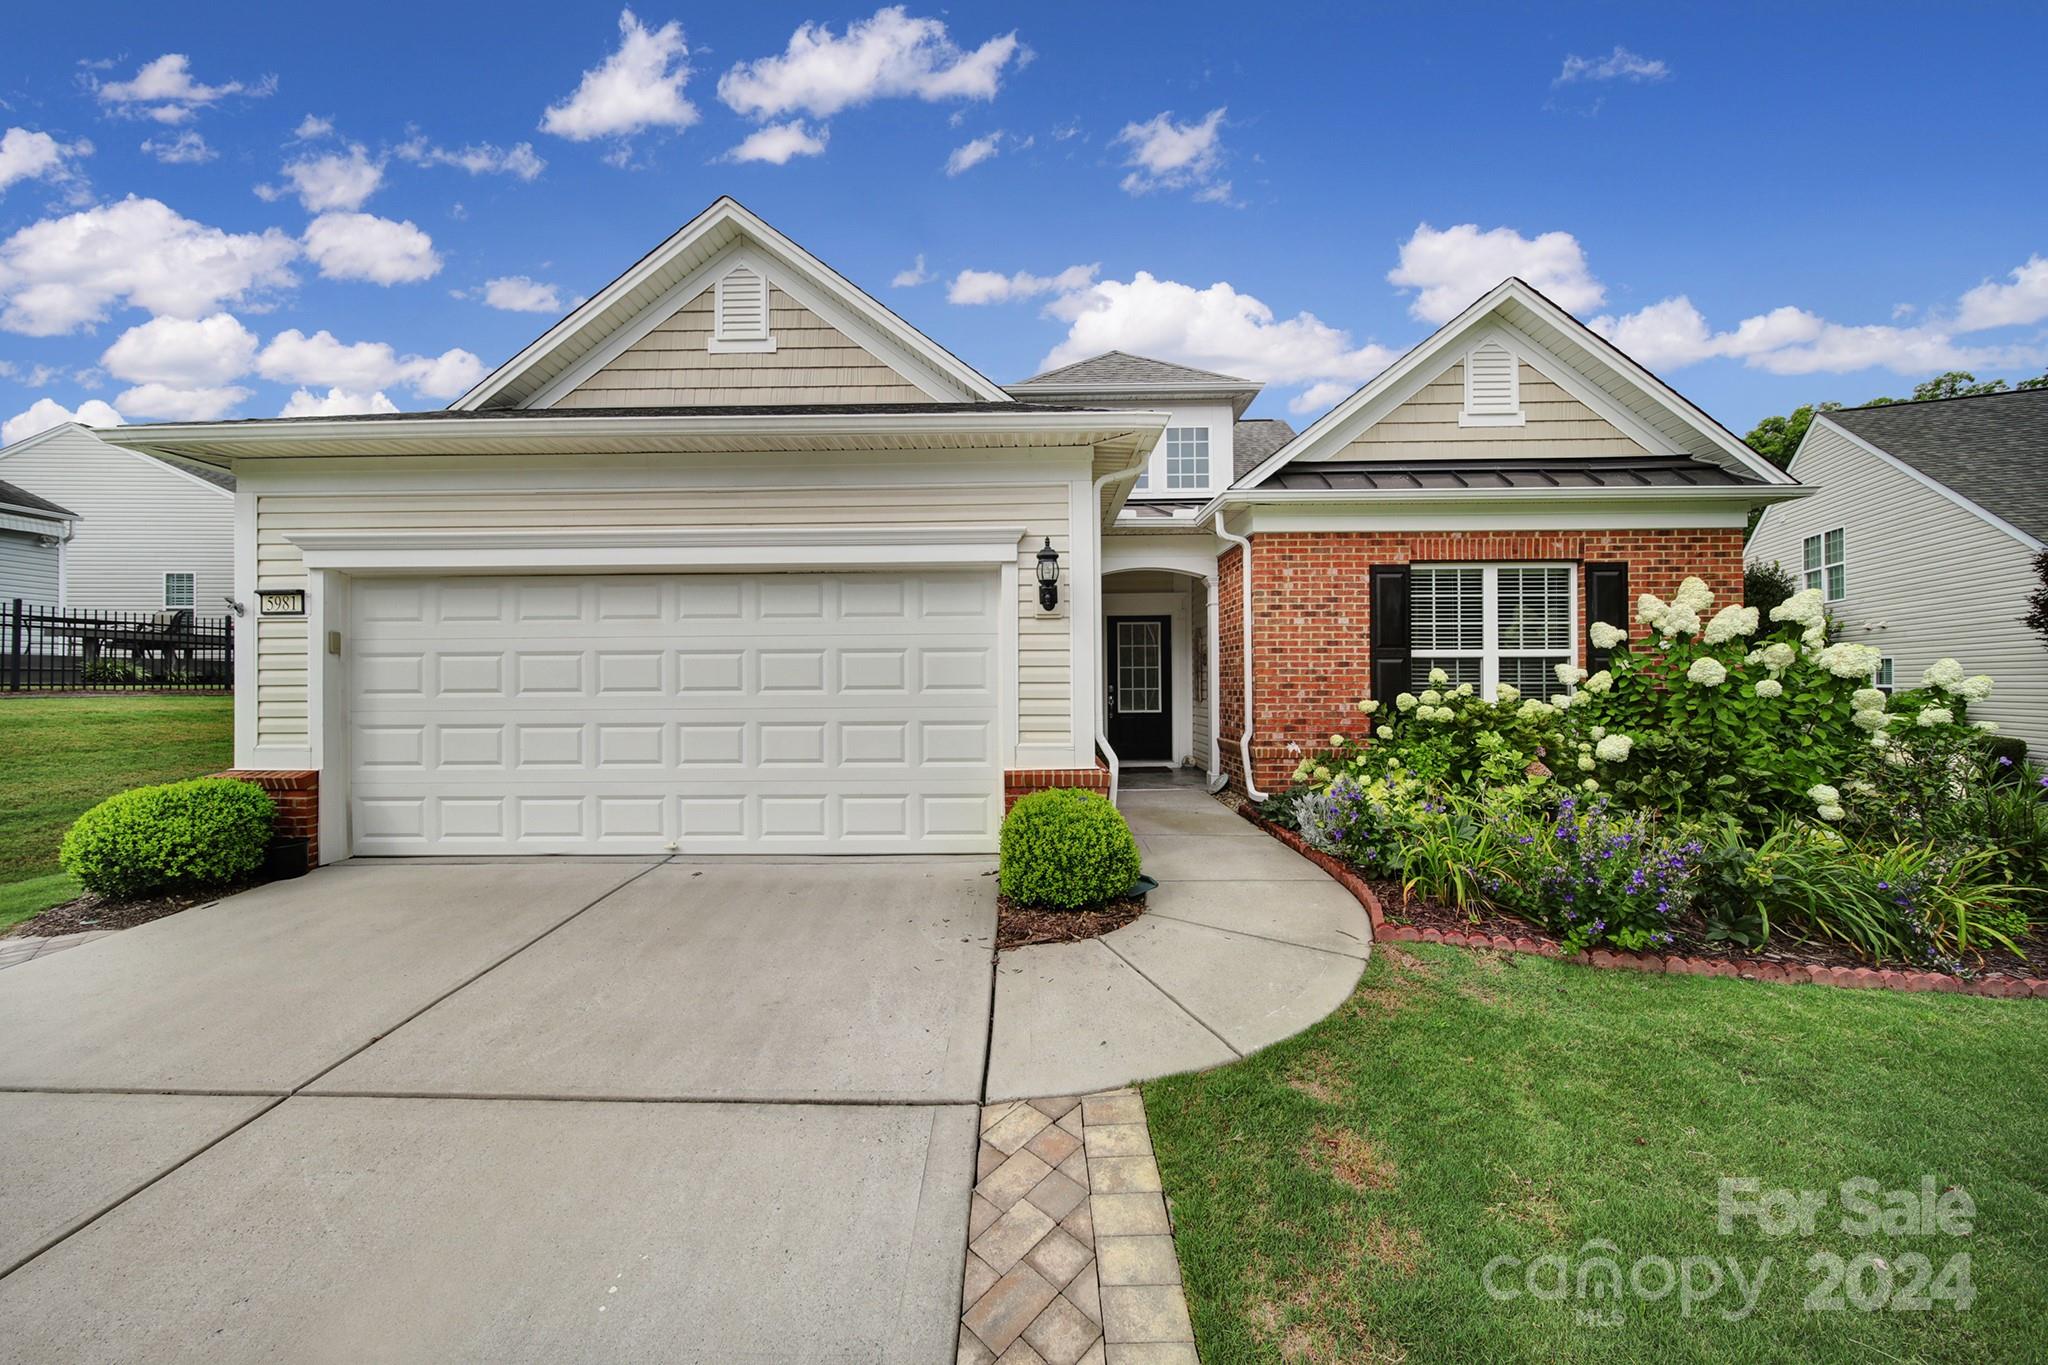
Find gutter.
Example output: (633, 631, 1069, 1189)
(1190, 481, 1812, 522)
(1210, 511, 1266, 801)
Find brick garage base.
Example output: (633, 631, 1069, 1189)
(1003, 766, 1110, 812)
(1239, 807, 2048, 1001)
(213, 769, 319, 870)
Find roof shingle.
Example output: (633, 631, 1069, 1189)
(0, 479, 76, 518)
(1010, 350, 1254, 389)
(1824, 388, 2048, 541)
(1232, 417, 1295, 480)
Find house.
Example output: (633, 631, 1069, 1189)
(1749, 388, 2048, 751)
(0, 422, 234, 613)
(102, 197, 1805, 865)
(0, 479, 78, 605)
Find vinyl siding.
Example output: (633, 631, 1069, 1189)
(1749, 421, 2048, 752)
(0, 528, 59, 603)
(554, 285, 930, 408)
(0, 426, 232, 611)
(1320, 361, 1650, 461)
(252, 474, 1074, 754)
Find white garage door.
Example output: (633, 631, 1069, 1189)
(346, 571, 1003, 855)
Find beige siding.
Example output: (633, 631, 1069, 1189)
(253, 479, 1073, 753)
(555, 286, 930, 408)
(1749, 422, 2048, 751)
(1322, 361, 1649, 461)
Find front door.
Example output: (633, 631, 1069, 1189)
(1107, 616, 1172, 762)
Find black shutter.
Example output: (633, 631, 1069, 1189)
(1370, 564, 1412, 703)
(1585, 561, 1628, 672)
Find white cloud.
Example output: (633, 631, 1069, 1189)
(945, 132, 1002, 176)
(94, 54, 272, 123)
(140, 130, 215, 164)
(724, 120, 829, 165)
(718, 7, 1023, 120)
(278, 386, 399, 418)
(0, 196, 298, 335)
(0, 128, 92, 195)
(1555, 46, 1670, 85)
(1113, 109, 1230, 201)
(540, 10, 698, 143)
(1287, 381, 1356, 415)
(1387, 222, 1606, 323)
(3, 396, 124, 445)
(293, 115, 334, 141)
(256, 328, 484, 398)
(948, 264, 1097, 306)
(301, 212, 441, 285)
(276, 144, 384, 212)
(111, 382, 249, 421)
(100, 312, 258, 386)
(1037, 271, 1400, 398)
(396, 136, 546, 181)
(1954, 256, 2048, 332)
(480, 276, 562, 312)
(891, 253, 932, 288)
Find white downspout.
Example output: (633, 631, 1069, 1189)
(1211, 512, 1266, 800)
(1092, 461, 1147, 805)
(1203, 571, 1224, 792)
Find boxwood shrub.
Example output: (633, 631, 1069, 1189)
(59, 777, 276, 900)
(999, 788, 1142, 909)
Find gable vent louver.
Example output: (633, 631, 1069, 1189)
(1461, 340, 1523, 426)
(711, 265, 776, 352)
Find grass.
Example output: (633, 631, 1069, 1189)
(1144, 942, 2048, 1364)
(0, 695, 233, 931)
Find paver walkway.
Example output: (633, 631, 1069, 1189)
(985, 786, 1371, 1100)
(0, 930, 116, 971)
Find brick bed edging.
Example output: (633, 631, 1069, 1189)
(1232, 805, 2048, 1001)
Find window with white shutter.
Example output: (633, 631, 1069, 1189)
(1409, 564, 1575, 698)
(1460, 340, 1523, 426)
(710, 265, 777, 352)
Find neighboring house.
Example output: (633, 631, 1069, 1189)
(0, 422, 234, 613)
(1749, 388, 2048, 751)
(0, 479, 78, 605)
(106, 197, 1804, 864)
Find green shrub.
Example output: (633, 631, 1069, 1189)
(81, 659, 147, 685)
(60, 777, 276, 899)
(999, 788, 1142, 909)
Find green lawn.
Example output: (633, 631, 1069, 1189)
(1144, 943, 2048, 1364)
(0, 695, 234, 931)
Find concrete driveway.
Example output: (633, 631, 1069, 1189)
(0, 857, 993, 1364)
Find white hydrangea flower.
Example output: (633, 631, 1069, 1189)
(1582, 778, 1600, 792)
(1758, 642, 1796, 671)
(1377, 724, 1393, 739)
(1419, 689, 1443, 706)
(1551, 692, 1576, 710)
(1496, 683, 1521, 704)
(1754, 678, 1784, 698)
(1591, 725, 1607, 740)
(1589, 621, 1628, 650)
(1654, 605, 1703, 638)
(1428, 666, 1450, 686)
(1595, 734, 1633, 762)
(1770, 587, 1827, 631)
(1330, 734, 1345, 748)
(1816, 804, 1845, 822)
(1396, 693, 1417, 712)
(1313, 765, 1332, 783)
(1687, 657, 1728, 687)
(1578, 753, 1596, 772)
(1672, 576, 1714, 613)
(1517, 699, 1556, 720)
(1977, 720, 1999, 733)
(1870, 732, 1891, 751)
(1851, 687, 1887, 712)
(1702, 604, 1760, 644)
(1807, 784, 1841, 805)
(1582, 670, 1613, 694)
(1958, 675, 1994, 702)
(1813, 642, 1883, 679)
(1851, 707, 1889, 731)
(1922, 658, 1966, 691)
(1635, 592, 1670, 626)
(1919, 707, 1954, 728)
(1554, 663, 1588, 687)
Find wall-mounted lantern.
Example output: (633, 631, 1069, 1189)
(1035, 537, 1061, 611)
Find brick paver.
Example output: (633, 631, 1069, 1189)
(960, 1090, 1197, 1364)
(0, 930, 115, 972)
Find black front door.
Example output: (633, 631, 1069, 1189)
(1107, 616, 1172, 762)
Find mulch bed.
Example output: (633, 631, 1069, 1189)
(996, 893, 1145, 949)
(1, 884, 249, 940)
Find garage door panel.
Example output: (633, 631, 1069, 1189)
(348, 571, 1002, 856)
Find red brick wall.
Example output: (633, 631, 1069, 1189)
(214, 769, 319, 869)
(1217, 528, 1746, 794)
(1004, 765, 1110, 812)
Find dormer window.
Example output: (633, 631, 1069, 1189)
(1460, 340, 1523, 426)
(710, 265, 777, 353)
(1164, 427, 1211, 490)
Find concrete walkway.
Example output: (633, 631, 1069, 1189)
(0, 929, 116, 972)
(985, 787, 1371, 1101)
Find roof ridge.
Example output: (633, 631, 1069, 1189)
(1836, 385, 2048, 414)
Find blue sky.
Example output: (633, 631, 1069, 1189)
(2, 2, 2045, 445)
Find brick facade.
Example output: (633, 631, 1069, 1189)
(1217, 528, 1746, 794)
(1003, 764, 1111, 812)
(214, 769, 320, 870)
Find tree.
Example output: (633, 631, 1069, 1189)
(1743, 402, 1840, 469)
(1744, 559, 1798, 616)
(2027, 550, 2048, 652)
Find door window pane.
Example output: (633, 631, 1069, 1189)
(1116, 620, 1162, 713)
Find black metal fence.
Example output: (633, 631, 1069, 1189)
(3, 600, 234, 692)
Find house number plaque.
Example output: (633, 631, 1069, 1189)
(259, 590, 307, 616)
